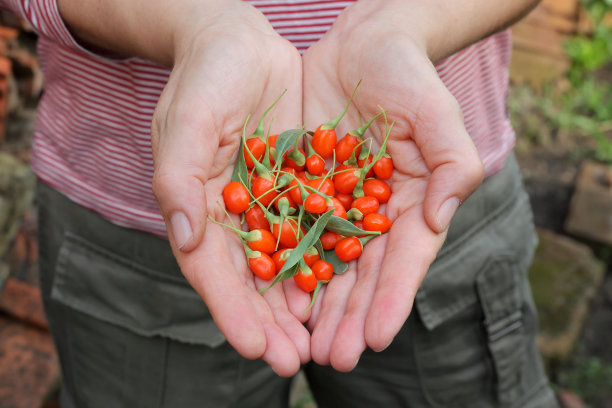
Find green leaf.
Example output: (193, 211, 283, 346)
(259, 210, 333, 292)
(314, 240, 325, 260)
(324, 250, 349, 275)
(304, 281, 324, 314)
(325, 215, 379, 237)
(279, 210, 333, 274)
(274, 129, 307, 168)
(232, 138, 249, 189)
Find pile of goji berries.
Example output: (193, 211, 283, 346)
(219, 89, 394, 305)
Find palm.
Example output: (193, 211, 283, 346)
(303, 15, 483, 370)
(150, 8, 311, 376)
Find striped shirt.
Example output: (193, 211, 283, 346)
(1, 0, 515, 237)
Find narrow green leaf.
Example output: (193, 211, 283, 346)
(274, 129, 307, 168)
(325, 215, 379, 237)
(259, 210, 333, 293)
(259, 263, 299, 294)
(314, 240, 325, 260)
(304, 281, 324, 315)
(278, 210, 333, 275)
(324, 250, 349, 275)
(232, 138, 250, 189)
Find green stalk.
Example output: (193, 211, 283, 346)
(353, 110, 394, 198)
(321, 79, 362, 130)
(348, 111, 383, 138)
(251, 89, 287, 140)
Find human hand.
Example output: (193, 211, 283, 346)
(150, 2, 310, 377)
(303, 0, 485, 371)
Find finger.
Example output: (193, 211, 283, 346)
(307, 284, 325, 329)
(248, 283, 302, 376)
(259, 319, 302, 377)
(329, 234, 387, 372)
(283, 279, 313, 324)
(409, 83, 484, 233)
(151, 70, 223, 253)
(259, 279, 311, 364)
(309, 266, 356, 365)
(364, 207, 445, 351)
(176, 221, 266, 359)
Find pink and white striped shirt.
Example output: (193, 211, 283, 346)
(1, 0, 515, 237)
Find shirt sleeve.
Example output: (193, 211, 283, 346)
(0, 0, 127, 60)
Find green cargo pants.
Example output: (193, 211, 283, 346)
(37, 154, 559, 408)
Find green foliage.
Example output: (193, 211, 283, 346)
(557, 357, 612, 405)
(510, 0, 612, 163)
(565, 0, 612, 83)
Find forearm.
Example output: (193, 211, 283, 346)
(57, 0, 248, 66)
(347, 0, 541, 63)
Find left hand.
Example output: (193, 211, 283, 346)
(302, 0, 485, 371)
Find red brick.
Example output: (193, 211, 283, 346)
(0, 26, 18, 41)
(0, 316, 60, 408)
(0, 278, 49, 330)
(0, 56, 11, 77)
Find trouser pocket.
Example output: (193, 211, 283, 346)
(49, 231, 230, 408)
(413, 182, 550, 407)
(476, 255, 526, 405)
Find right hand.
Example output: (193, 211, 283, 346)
(150, 2, 310, 377)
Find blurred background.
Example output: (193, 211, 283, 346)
(0, 0, 611, 407)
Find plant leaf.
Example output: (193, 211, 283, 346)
(314, 240, 325, 260)
(325, 215, 379, 237)
(304, 281, 324, 315)
(324, 250, 349, 275)
(231, 138, 249, 189)
(275, 129, 307, 167)
(259, 210, 333, 292)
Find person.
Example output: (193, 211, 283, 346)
(0, 0, 559, 406)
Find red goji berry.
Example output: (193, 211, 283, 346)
(246, 229, 277, 254)
(373, 155, 394, 180)
(320, 231, 343, 250)
(272, 218, 304, 248)
(293, 265, 318, 292)
(351, 196, 380, 216)
(303, 247, 320, 267)
(363, 179, 391, 204)
(272, 248, 292, 272)
(358, 153, 374, 178)
(304, 193, 328, 214)
(312, 126, 337, 159)
(335, 193, 353, 211)
(312, 260, 334, 281)
(248, 253, 276, 280)
(244, 138, 266, 170)
(333, 165, 360, 194)
(363, 213, 392, 233)
(307, 178, 335, 197)
(222, 181, 250, 214)
(245, 205, 270, 231)
(306, 154, 325, 176)
(334, 236, 363, 262)
(251, 176, 278, 207)
(327, 197, 348, 219)
(335, 134, 361, 163)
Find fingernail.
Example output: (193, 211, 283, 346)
(436, 197, 460, 232)
(170, 212, 192, 250)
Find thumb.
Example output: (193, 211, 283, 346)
(413, 87, 484, 234)
(151, 98, 220, 253)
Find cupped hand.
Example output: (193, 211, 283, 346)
(150, 2, 310, 377)
(303, 0, 485, 371)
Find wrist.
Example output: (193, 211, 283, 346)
(172, 1, 272, 65)
(342, 0, 540, 64)
(57, 0, 250, 66)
